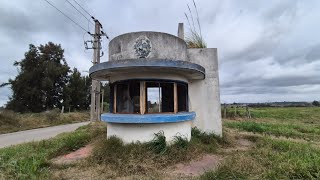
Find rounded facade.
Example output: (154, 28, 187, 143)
(89, 31, 206, 143)
(109, 31, 187, 61)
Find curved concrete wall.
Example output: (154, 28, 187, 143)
(107, 121, 192, 144)
(109, 31, 187, 61)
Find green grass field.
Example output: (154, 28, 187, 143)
(201, 107, 320, 179)
(0, 107, 319, 179)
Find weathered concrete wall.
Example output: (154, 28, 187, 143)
(187, 48, 222, 136)
(107, 121, 192, 144)
(109, 31, 187, 61)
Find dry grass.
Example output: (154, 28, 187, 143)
(51, 127, 231, 179)
(184, 0, 207, 48)
(0, 110, 89, 134)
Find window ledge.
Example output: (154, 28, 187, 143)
(101, 112, 196, 123)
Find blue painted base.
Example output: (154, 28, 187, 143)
(101, 112, 196, 124)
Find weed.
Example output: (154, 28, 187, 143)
(172, 134, 189, 150)
(148, 131, 167, 154)
(191, 127, 217, 145)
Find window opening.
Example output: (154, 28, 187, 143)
(116, 81, 140, 113)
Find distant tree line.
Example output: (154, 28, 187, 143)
(224, 101, 319, 108)
(1, 42, 110, 113)
(312, 100, 320, 107)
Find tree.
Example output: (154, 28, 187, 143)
(63, 68, 91, 111)
(312, 100, 320, 107)
(102, 82, 110, 104)
(5, 42, 70, 112)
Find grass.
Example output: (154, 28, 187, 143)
(200, 137, 320, 179)
(0, 122, 105, 179)
(225, 121, 320, 140)
(0, 110, 89, 134)
(200, 107, 320, 179)
(2, 107, 320, 179)
(88, 127, 226, 178)
(224, 107, 320, 123)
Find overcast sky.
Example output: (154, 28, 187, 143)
(1, 0, 320, 106)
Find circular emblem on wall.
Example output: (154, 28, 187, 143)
(134, 36, 152, 58)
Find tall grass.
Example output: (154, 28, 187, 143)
(184, 0, 207, 48)
(90, 128, 226, 177)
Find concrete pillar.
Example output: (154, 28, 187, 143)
(178, 23, 184, 40)
(187, 48, 222, 136)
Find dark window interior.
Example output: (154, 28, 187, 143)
(160, 83, 174, 112)
(177, 83, 188, 112)
(116, 81, 140, 113)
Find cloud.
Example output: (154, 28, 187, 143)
(0, 0, 320, 106)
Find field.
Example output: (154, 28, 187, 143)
(0, 110, 89, 134)
(201, 107, 320, 179)
(0, 107, 319, 179)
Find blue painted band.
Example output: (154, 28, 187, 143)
(101, 112, 196, 124)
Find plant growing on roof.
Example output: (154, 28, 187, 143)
(184, 0, 207, 48)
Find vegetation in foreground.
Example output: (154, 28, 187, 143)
(200, 136, 320, 179)
(1, 107, 320, 179)
(85, 128, 230, 178)
(0, 123, 228, 179)
(0, 123, 105, 179)
(0, 110, 89, 134)
(199, 106, 320, 179)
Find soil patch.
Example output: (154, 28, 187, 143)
(52, 144, 93, 165)
(170, 154, 222, 177)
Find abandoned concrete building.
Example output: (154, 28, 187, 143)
(89, 24, 222, 143)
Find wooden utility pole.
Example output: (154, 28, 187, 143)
(101, 88, 104, 113)
(90, 20, 102, 121)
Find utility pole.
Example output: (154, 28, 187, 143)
(84, 17, 108, 122)
(101, 88, 104, 113)
(90, 20, 102, 121)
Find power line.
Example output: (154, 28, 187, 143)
(43, 0, 91, 34)
(65, 0, 94, 27)
(71, 0, 110, 39)
(72, 0, 94, 19)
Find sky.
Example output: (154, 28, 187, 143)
(1, 0, 320, 106)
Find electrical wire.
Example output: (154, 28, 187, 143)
(66, 0, 94, 26)
(71, 0, 110, 39)
(72, 0, 94, 19)
(43, 0, 90, 34)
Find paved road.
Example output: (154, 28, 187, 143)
(0, 122, 90, 148)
